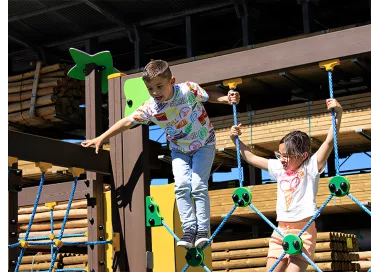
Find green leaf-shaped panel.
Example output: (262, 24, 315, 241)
(123, 77, 151, 117)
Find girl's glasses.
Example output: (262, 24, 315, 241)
(274, 151, 295, 160)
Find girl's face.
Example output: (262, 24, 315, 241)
(275, 143, 307, 171)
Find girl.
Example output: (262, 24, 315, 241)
(230, 99, 342, 272)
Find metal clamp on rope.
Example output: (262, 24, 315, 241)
(54, 239, 63, 248)
(19, 240, 29, 248)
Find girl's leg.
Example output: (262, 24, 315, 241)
(190, 145, 215, 247)
(285, 257, 308, 272)
(266, 258, 288, 272)
(172, 149, 196, 247)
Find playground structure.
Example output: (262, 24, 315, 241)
(8, 25, 371, 272)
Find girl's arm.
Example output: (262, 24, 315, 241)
(230, 124, 269, 171)
(316, 99, 343, 172)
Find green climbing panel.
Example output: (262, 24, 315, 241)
(123, 77, 151, 117)
(67, 48, 119, 94)
(328, 176, 350, 197)
(146, 196, 163, 227)
(282, 234, 303, 255)
(232, 187, 252, 207)
(185, 248, 204, 267)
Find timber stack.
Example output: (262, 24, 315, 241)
(212, 232, 361, 271)
(8, 63, 85, 128)
(17, 199, 88, 271)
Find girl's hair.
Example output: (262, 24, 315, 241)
(142, 59, 172, 82)
(280, 130, 311, 160)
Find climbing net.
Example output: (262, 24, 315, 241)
(146, 59, 371, 272)
(8, 167, 113, 272)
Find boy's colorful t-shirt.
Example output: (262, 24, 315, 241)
(128, 82, 216, 153)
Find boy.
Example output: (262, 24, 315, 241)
(81, 60, 240, 248)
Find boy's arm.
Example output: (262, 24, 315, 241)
(81, 116, 134, 153)
(316, 99, 343, 172)
(206, 89, 239, 104)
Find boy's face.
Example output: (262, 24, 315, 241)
(144, 76, 175, 102)
(277, 143, 307, 171)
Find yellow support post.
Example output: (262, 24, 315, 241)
(319, 59, 340, 71)
(104, 190, 120, 271)
(223, 78, 242, 90)
(35, 162, 52, 172)
(150, 183, 212, 271)
(68, 167, 85, 178)
(8, 156, 18, 167)
(45, 202, 57, 210)
(107, 73, 127, 80)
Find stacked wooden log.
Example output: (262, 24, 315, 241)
(212, 232, 360, 271)
(211, 93, 370, 154)
(352, 251, 371, 271)
(210, 173, 371, 223)
(8, 63, 85, 128)
(19, 253, 88, 271)
(18, 199, 88, 250)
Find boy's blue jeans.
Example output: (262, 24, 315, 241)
(171, 144, 215, 232)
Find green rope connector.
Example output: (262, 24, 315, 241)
(232, 187, 252, 207)
(145, 196, 163, 227)
(185, 248, 204, 267)
(328, 176, 350, 197)
(282, 234, 303, 255)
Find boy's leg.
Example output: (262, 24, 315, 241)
(285, 257, 308, 272)
(190, 144, 215, 247)
(172, 149, 197, 247)
(266, 258, 288, 272)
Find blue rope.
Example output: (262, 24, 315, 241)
(14, 172, 46, 272)
(347, 193, 371, 216)
(327, 71, 340, 176)
(201, 263, 212, 272)
(298, 195, 333, 237)
(181, 264, 189, 272)
(28, 241, 54, 245)
(231, 88, 243, 187)
(162, 220, 180, 242)
(301, 251, 322, 272)
(64, 240, 112, 246)
(50, 209, 54, 256)
(8, 242, 20, 248)
(20, 233, 86, 241)
(55, 269, 86, 272)
(49, 177, 79, 272)
(201, 205, 237, 250)
(368, 269, 371, 272)
(268, 251, 286, 272)
(249, 203, 284, 238)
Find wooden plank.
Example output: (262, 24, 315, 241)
(29, 61, 42, 118)
(108, 75, 128, 272)
(8, 162, 19, 271)
(121, 77, 152, 272)
(122, 25, 370, 85)
(8, 130, 110, 175)
(85, 64, 105, 272)
(18, 180, 92, 206)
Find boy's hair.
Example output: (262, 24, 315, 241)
(280, 130, 311, 160)
(142, 60, 172, 82)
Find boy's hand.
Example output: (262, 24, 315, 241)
(326, 99, 343, 113)
(228, 91, 240, 105)
(81, 136, 103, 154)
(230, 124, 242, 139)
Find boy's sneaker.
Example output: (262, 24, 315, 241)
(195, 231, 209, 248)
(177, 229, 196, 249)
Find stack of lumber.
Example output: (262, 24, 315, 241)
(19, 253, 88, 271)
(18, 160, 73, 183)
(211, 93, 370, 155)
(212, 232, 360, 271)
(352, 251, 371, 271)
(8, 63, 85, 128)
(210, 173, 371, 223)
(18, 200, 88, 250)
